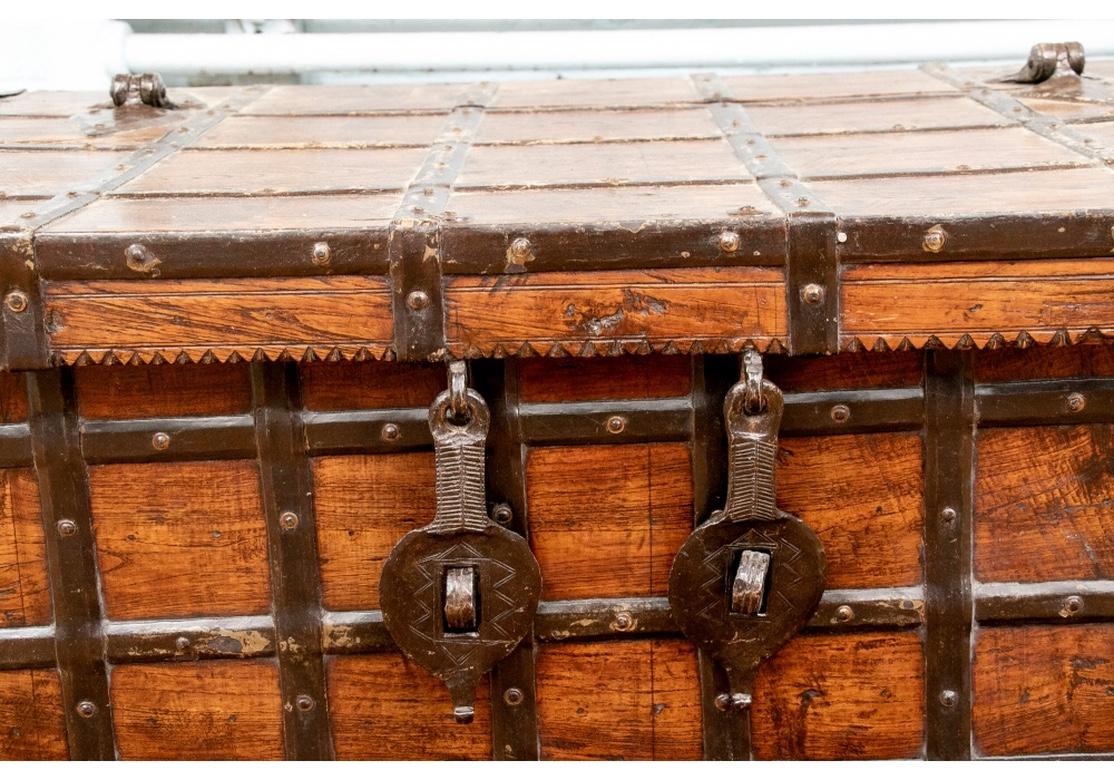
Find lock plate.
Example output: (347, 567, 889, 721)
(380, 374, 541, 724)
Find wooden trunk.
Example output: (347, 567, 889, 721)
(1, 45, 1114, 760)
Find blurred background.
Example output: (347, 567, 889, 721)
(4, 19, 1114, 93)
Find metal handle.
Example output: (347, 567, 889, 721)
(723, 354, 783, 523)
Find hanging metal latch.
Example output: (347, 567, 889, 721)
(668, 349, 826, 758)
(379, 361, 541, 724)
(1003, 41, 1085, 84)
(110, 73, 172, 108)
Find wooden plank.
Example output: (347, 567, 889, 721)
(491, 77, 702, 109)
(974, 625, 1114, 757)
(975, 425, 1114, 583)
(751, 632, 925, 759)
(242, 83, 478, 115)
(44, 276, 394, 364)
(313, 453, 435, 612)
(0, 150, 131, 197)
(87, 460, 271, 620)
(841, 259, 1114, 349)
(111, 660, 283, 759)
(0, 116, 179, 149)
(0, 668, 67, 759)
(327, 654, 492, 760)
(300, 361, 443, 410)
(518, 355, 691, 403)
(113, 148, 428, 195)
(195, 114, 447, 149)
(766, 350, 924, 391)
(527, 443, 691, 600)
(475, 108, 722, 144)
(74, 363, 251, 419)
(778, 433, 924, 589)
(444, 267, 786, 357)
(976, 343, 1114, 382)
(0, 468, 49, 628)
(536, 639, 701, 760)
(747, 96, 1011, 136)
(722, 68, 957, 102)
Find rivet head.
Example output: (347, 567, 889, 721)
(835, 605, 855, 623)
(1063, 595, 1083, 615)
(939, 689, 958, 708)
(510, 237, 532, 259)
(718, 230, 741, 253)
(940, 507, 958, 526)
(923, 226, 949, 253)
(75, 700, 97, 718)
(836, 231, 848, 243)
(151, 431, 170, 451)
(175, 636, 191, 651)
(56, 519, 77, 537)
(380, 422, 401, 441)
(830, 404, 851, 423)
(503, 687, 524, 706)
(714, 692, 752, 712)
(1067, 392, 1086, 413)
(406, 290, 430, 311)
(606, 415, 626, 434)
(613, 611, 634, 631)
(4, 289, 28, 313)
(492, 503, 513, 525)
(295, 694, 315, 713)
(279, 511, 299, 531)
(125, 243, 147, 262)
(801, 284, 825, 305)
(311, 242, 331, 266)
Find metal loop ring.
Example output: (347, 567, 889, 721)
(447, 360, 470, 422)
(742, 349, 766, 414)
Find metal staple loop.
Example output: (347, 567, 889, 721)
(448, 360, 469, 421)
(742, 349, 766, 414)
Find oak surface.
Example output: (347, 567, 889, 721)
(0, 669, 67, 760)
(0, 469, 49, 628)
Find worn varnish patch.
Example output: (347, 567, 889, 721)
(975, 625, 1114, 756)
(527, 443, 692, 600)
(313, 453, 436, 611)
(975, 425, 1114, 583)
(88, 460, 271, 620)
(0, 469, 49, 628)
(75, 362, 252, 419)
(779, 433, 924, 589)
(0, 669, 67, 759)
(536, 639, 701, 760)
(327, 654, 491, 759)
(111, 660, 283, 759)
(752, 632, 925, 759)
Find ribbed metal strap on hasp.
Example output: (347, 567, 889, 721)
(428, 392, 492, 535)
(722, 353, 782, 523)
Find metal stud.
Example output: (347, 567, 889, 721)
(923, 226, 948, 253)
(830, 404, 851, 423)
(1067, 392, 1086, 413)
(56, 519, 77, 537)
(503, 687, 524, 706)
(175, 636, 191, 651)
(380, 422, 401, 441)
(938, 689, 958, 708)
(4, 289, 28, 313)
(75, 701, 97, 719)
(279, 511, 299, 531)
(311, 242, 331, 266)
(718, 230, 741, 253)
(509, 237, 533, 260)
(835, 605, 855, 623)
(801, 284, 825, 305)
(613, 611, 634, 631)
(605, 415, 626, 434)
(1063, 595, 1083, 615)
(406, 290, 430, 311)
(152, 431, 171, 451)
(492, 503, 513, 525)
(295, 694, 316, 713)
(940, 506, 958, 526)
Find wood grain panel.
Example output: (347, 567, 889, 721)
(196, 114, 446, 149)
(976, 343, 1114, 382)
(527, 444, 691, 600)
(0, 371, 27, 423)
(111, 660, 283, 759)
(301, 361, 443, 411)
(89, 460, 271, 620)
(747, 96, 1009, 136)
(0, 468, 49, 628)
(0, 149, 130, 197)
(445, 267, 786, 356)
(242, 83, 476, 115)
(518, 355, 691, 403)
(975, 626, 1114, 756)
(778, 434, 924, 589)
(75, 363, 251, 419)
(537, 639, 701, 760)
(476, 108, 721, 144)
(492, 77, 701, 109)
(752, 632, 924, 759)
(314, 453, 436, 612)
(0, 669, 67, 760)
(327, 654, 492, 760)
(45, 276, 393, 363)
(976, 425, 1114, 583)
(0, 116, 180, 148)
(766, 350, 924, 391)
(842, 259, 1114, 348)
(458, 139, 748, 188)
(114, 148, 427, 195)
(772, 126, 1087, 179)
(723, 68, 956, 101)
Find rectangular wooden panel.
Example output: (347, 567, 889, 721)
(476, 108, 721, 144)
(975, 425, 1114, 583)
(752, 632, 925, 759)
(0, 150, 131, 197)
(242, 83, 476, 115)
(746, 96, 1009, 136)
(975, 625, 1114, 756)
(111, 660, 283, 759)
(75, 363, 252, 419)
(314, 453, 436, 612)
(518, 355, 691, 403)
(779, 433, 924, 589)
(44, 276, 394, 363)
(842, 259, 1114, 348)
(88, 460, 271, 620)
(0, 669, 67, 760)
(195, 114, 447, 149)
(976, 343, 1114, 382)
(0, 371, 27, 423)
(0, 468, 49, 628)
(445, 267, 786, 356)
(492, 77, 702, 109)
(327, 654, 492, 759)
(301, 361, 444, 411)
(766, 350, 924, 391)
(722, 68, 956, 101)
(527, 443, 691, 600)
(537, 639, 701, 760)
